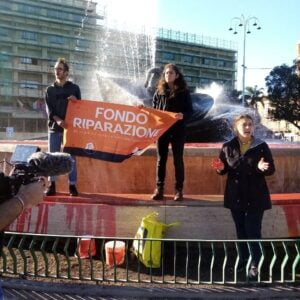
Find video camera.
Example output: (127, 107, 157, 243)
(0, 145, 73, 203)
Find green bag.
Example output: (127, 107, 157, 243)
(132, 212, 179, 268)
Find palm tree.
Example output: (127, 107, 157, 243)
(245, 85, 265, 109)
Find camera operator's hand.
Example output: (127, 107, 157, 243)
(17, 180, 45, 209)
(0, 180, 45, 231)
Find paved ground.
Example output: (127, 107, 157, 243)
(1, 278, 300, 299)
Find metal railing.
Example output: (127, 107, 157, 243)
(1, 232, 299, 285)
(156, 28, 238, 51)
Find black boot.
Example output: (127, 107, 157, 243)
(69, 185, 78, 196)
(151, 188, 164, 200)
(174, 189, 183, 201)
(46, 181, 56, 196)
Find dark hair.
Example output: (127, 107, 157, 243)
(157, 63, 188, 96)
(55, 57, 69, 72)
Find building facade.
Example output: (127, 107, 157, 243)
(0, 0, 237, 139)
(0, 0, 103, 139)
(155, 28, 237, 91)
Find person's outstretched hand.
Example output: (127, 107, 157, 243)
(258, 157, 269, 172)
(211, 158, 224, 171)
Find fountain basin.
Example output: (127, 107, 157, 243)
(1, 140, 299, 239)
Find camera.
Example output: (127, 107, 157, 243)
(0, 145, 73, 203)
(0, 145, 41, 203)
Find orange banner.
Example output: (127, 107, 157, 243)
(63, 100, 177, 162)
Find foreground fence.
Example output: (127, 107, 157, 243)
(0, 232, 299, 285)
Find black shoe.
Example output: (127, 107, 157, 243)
(45, 182, 56, 196)
(174, 189, 183, 201)
(69, 185, 78, 196)
(151, 188, 164, 200)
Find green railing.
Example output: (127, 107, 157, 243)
(1, 232, 299, 285)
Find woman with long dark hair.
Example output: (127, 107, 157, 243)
(151, 63, 193, 201)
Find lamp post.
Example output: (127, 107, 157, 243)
(228, 15, 261, 105)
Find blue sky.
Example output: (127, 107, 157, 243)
(157, 0, 299, 90)
(99, 0, 299, 90)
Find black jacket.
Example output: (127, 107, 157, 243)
(153, 89, 193, 131)
(218, 137, 275, 212)
(45, 81, 81, 133)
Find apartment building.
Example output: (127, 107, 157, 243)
(0, 0, 102, 138)
(156, 28, 237, 91)
(0, 0, 237, 139)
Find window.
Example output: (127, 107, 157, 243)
(162, 52, 174, 60)
(0, 53, 9, 62)
(48, 35, 66, 45)
(219, 71, 232, 79)
(202, 70, 217, 77)
(72, 14, 83, 22)
(47, 10, 69, 20)
(22, 31, 37, 41)
(0, 2, 12, 10)
(48, 59, 56, 67)
(203, 58, 211, 65)
(75, 63, 90, 71)
(76, 39, 90, 48)
(200, 78, 210, 85)
(217, 60, 225, 67)
(184, 69, 198, 76)
(19, 80, 40, 89)
(225, 61, 234, 68)
(0, 80, 9, 86)
(0, 28, 9, 36)
(18, 4, 41, 15)
(20, 57, 38, 65)
(182, 55, 193, 63)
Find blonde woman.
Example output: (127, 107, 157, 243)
(212, 114, 275, 278)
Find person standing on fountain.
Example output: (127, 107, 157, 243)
(151, 63, 193, 201)
(212, 114, 275, 278)
(45, 57, 81, 197)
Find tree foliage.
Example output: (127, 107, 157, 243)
(227, 89, 242, 104)
(265, 64, 300, 129)
(245, 85, 264, 109)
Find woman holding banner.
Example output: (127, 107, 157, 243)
(151, 64, 193, 201)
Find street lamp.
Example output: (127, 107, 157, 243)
(228, 15, 261, 105)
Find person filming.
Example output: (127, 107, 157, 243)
(0, 180, 44, 231)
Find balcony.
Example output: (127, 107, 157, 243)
(14, 63, 42, 73)
(16, 88, 43, 98)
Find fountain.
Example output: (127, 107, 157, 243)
(1, 1, 299, 239)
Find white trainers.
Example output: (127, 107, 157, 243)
(248, 266, 258, 279)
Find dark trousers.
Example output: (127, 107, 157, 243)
(230, 209, 264, 266)
(156, 127, 186, 190)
